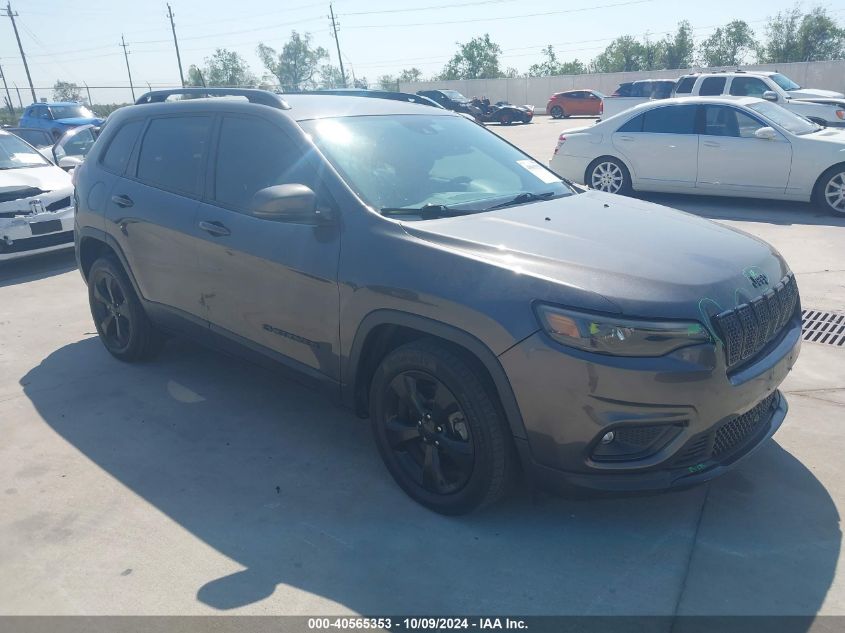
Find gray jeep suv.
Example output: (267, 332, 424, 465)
(74, 88, 801, 514)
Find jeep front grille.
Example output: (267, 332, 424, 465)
(713, 273, 799, 369)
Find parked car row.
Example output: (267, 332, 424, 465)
(549, 95, 845, 216)
(600, 70, 845, 125)
(417, 89, 535, 124)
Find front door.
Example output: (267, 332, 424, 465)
(194, 113, 341, 379)
(696, 105, 792, 194)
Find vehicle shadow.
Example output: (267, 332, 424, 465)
(634, 192, 845, 228)
(0, 249, 77, 288)
(19, 337, 840, 616)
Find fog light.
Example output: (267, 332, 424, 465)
(601, 431, 615, 444)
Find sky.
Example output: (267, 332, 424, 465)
(0, 0, 842, 105)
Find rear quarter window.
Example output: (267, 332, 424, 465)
(100, 119, 144, 174)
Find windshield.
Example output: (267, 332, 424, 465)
(0, 133, 51, 169)
(770, 73, 801, 91)
(301, 114, 572, 219)
(441, 90, 469, 103)
(49, 105, 95, 120)
(747, 101, 820, 135)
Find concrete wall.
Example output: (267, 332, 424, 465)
(400, 60, 845, 114)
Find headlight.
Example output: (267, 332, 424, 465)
(535, 304, 711, 357)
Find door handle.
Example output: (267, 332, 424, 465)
(703, 141, 720, 148)
(111, 194, 134, 208)
(617, 135, 634, 142)
(198, 220, 231, 237)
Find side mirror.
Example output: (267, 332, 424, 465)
(762, 91, 779, 102)
(250, 184, 327, 223)
(58, 156, 82, 171)
(755, 126, 778, 141)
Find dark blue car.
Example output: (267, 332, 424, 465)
(18, 102, 104, 141)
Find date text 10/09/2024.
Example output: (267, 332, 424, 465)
(307, 618, 529, 630)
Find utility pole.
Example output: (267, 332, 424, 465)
(0, 61, 15, 117)
(84, 82, 92, 106)
(329, 4, 346, 88)
(120, 35, 135, 101)
(3, 2, 36, 103)
(13, 82, 22, 108)
(166, 3, 185, 87)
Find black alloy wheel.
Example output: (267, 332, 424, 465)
(370, 340, 514, 514)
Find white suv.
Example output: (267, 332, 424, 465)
(674, 71, 845, 127)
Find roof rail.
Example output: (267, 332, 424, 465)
(134, 88, 290, 109)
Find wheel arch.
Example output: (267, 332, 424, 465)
(345, 310, 529, 441)
(76, 227, 144, 299)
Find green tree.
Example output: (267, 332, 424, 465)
(698, 20, 757, 66)
(760, 5, 844, 62)
(318, 65, 345, 89)
(257, 31, 328, 91)
(187, 48, 256, 87)
(53, 80, 83, 102)
(398, 67, 424, 83)
(528, 45, 587, 76)
(440, 34, 503, 80)
(592, 36, 645, 72)
(660, 21, 694, 69)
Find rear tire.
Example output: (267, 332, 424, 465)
(550, 105, 564, 119)
(369, 339, 515, 514)
(88, 256, 164, 362)
(814, 164, 845, 216)
(587, 156, 632, 195)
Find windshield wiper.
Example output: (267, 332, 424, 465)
(485, 191, 559, 211)
(380, 204, 476, 220)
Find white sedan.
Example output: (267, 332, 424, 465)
(549, 96, 845, 216)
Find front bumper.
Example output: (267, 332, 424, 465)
(0, 205, 75, 261)
(500, 313, 801, 494)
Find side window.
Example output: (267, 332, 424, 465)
(699, 77, 727, 96)
(642, 105, 697, 134)
(617, 113, 644, 133)
(705, 107, 768, 138)
(101, 119, 144, 174)
(675, 77, 696, 94)
(62, 129, 96, 157)
(136, 116, 212, 196)
(735, 110, 766, 138)
(570, 91, 584, 99)
(213, 116, 311, 211)
(729, 77, 769, 97)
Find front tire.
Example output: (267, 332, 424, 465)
(587, 157, 632, 195)
(369, 339, 515, 515)
(550, 105, 564, 119)
(815, 165, 845, 216)
(88, 256, 164, 362)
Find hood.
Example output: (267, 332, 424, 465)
(0, 165, 72, 195)
(55, 116, 105, 126)
(401, 190, 789, 319)
(788, 88, 845, 99)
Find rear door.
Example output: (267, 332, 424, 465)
(104, 114, 211, 321)
(612, 104, 699, 191)
(194, 113, 341, 378)
(696, 104, 792, 194)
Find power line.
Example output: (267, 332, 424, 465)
(167, 3, 185, 87)
(0, 60, 14, 116)
(344, 0, 656, 29)
(343, 0, 523, 16)
(2, 1, 36, 103)
(329, 3, 347, 87)
(120, 35, 135, 101)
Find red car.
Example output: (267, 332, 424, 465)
(546, 89, 604, 118)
